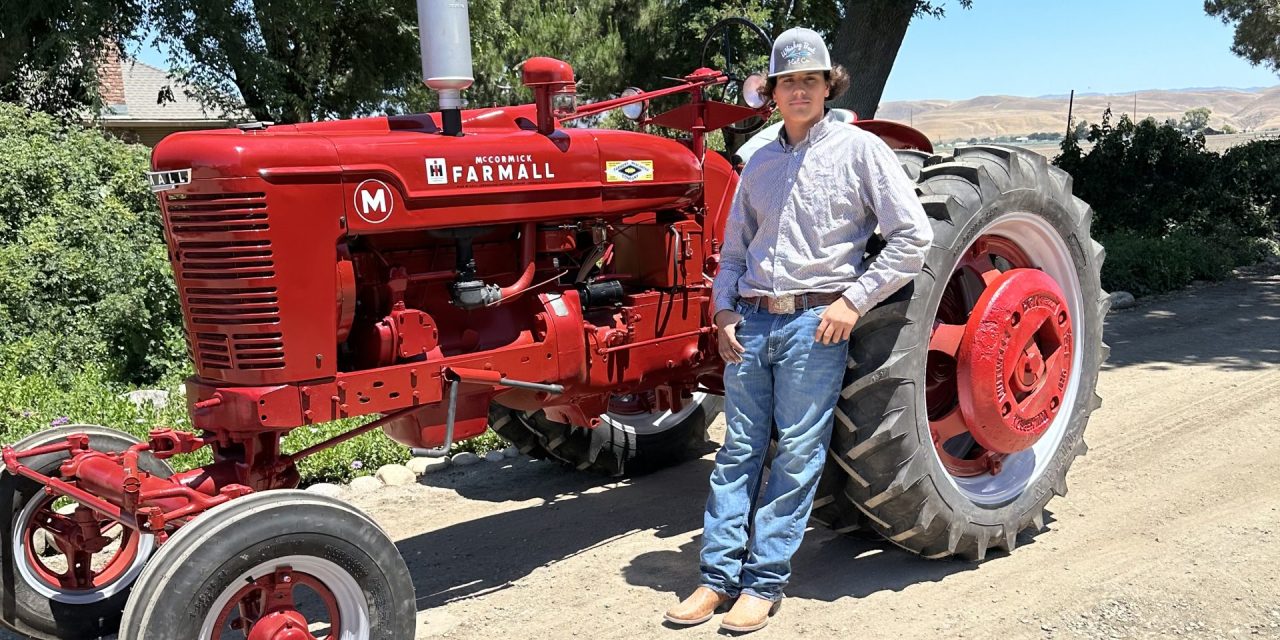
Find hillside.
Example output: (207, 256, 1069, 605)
(876, 86, 1280, 142)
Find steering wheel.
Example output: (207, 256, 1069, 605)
(700, 17, 773, 135)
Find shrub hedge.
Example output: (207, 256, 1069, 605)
(1054, 110, 1279, 295)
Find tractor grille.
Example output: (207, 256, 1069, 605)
(164, 192, 286, 371)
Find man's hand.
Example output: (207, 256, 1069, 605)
(815, 297, 860, 345)
(714, 309, 746, 364)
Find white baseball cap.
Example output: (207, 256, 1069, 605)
(768, 27, 833, 78)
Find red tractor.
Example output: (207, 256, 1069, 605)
(0, 5, 1107, 639)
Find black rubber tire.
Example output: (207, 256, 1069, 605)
(1, 425, 174, 640)
(812, 144, 1109, 560)
(894, 148, 938, 182)
(118, 490, 415, 639)
(491, 394, 722, 476)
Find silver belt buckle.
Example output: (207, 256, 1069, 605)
(773, 294, 795, 314)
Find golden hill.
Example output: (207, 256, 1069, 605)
(876, 86, 1280, 142)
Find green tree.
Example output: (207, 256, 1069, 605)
(404, 0, 627, 111)
(1180, 107, 1212, 133)
(147, 0, 627, 122)
(1205, 0, 1280, 74)
(830, 1, 973, 119)
(0, 1, 147, 118)
(147, 0, 423, 123)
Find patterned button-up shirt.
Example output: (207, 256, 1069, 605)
(712, 110, 934, 316)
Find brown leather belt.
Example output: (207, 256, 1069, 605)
(740, 291, 843, 314)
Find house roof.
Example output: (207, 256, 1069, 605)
(99, 58, 240, 123)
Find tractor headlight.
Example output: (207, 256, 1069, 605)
(619, 87, 647, 121)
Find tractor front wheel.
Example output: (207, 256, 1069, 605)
(119, 491, 415, 639)
(1, 425, 173, 640)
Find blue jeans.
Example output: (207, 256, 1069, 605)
(700, 299, 850, 602)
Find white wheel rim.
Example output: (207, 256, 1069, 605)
(11, 496, 155, 604)
(200, 554, 370, 639)
(600, 391, 711, 436)
(936, 213, 1086, 506)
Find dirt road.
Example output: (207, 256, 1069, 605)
(337, 264, 1280, 639)
(4, 266, 1277, 640)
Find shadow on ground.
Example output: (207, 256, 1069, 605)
(398, 452, 1058, 612)
(1102, 265, 1280, 372)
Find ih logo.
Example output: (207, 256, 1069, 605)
(425, 158, 448, 185)
(353, 179, 394, 224)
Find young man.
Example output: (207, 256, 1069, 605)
(663, 27, 934, 632)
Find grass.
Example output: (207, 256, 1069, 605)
(0, 365, 510, 486)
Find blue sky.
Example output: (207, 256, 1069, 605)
(135, 0, 1279, 103)
(881, 0, 1279, 102)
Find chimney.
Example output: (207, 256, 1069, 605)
(417, 0, 475, 136)
(99, 48, 127, 115)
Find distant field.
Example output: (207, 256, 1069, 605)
(977, 129, 1280, 159)
(880, 86, 1280, 143)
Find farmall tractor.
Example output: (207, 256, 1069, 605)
(0, 3, 1107, 639)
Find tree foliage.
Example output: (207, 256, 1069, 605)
(0, 1, 147, 118)
(1180, 106, 1212, 133)
(147, 0, 423, 123)
(0, 102, 185, 384)
(1205, 0, 1280, 75)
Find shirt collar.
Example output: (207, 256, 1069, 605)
(777, 109, 839, 151)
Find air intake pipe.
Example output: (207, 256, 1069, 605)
(417, 0, 475, 136)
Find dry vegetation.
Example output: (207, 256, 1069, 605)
(879, 86, 1280, 141)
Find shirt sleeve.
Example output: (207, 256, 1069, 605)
(712, 180, 757, 316)
(841, 137, 934, 315)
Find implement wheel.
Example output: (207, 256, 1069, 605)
(811, 145, 1110, 559)
(1, 424, 173, 640)
(119, 491, 415, 639)
(491, 392, 721, 476)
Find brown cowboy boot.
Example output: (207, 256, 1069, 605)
(719, 593, 780, 633)
(663, 586, 732, 626)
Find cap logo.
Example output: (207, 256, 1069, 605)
(781, 41, 816, 65)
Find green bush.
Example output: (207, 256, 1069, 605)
(1099, 228, 1275, 297)
(0, 103, 185, 385)
(1055, 110, 1221, 236)
(1217, 139, 1280, 236)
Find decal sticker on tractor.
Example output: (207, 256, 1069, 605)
(354, 179, 394, 224)
(424, 154, 557, 185)
(605, 160, 654, 183)
(425, 158, 448, 185)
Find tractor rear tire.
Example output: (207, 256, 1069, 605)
(812, 145, 1109, 560)
(491, 393, 722, 476)
(119, 490, 415, 639)
(1, 425, 173, 640)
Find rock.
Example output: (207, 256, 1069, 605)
(483, 450, 505, 463)
(305, 482, 344, 498)
(31, 529, 50, 555)
(451, 451, 481, 466)
(502, 445, 520, 458)
(124, 389, 170, 410)
(1264, 255, 1280, 266)
(1109, 291, 1136, 310)
(375, 464, 416, 486)
(407, 456, 450, 475)
(348, 476, 383, 493)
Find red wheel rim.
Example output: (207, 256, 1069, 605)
(21, 498, 141, 592)
(211, 567, 342, 640)
(927, 234, 1075, 477)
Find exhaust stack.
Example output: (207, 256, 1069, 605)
(417, 0, 475, 136)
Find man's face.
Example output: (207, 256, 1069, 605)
(772, 71, 829, 122)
